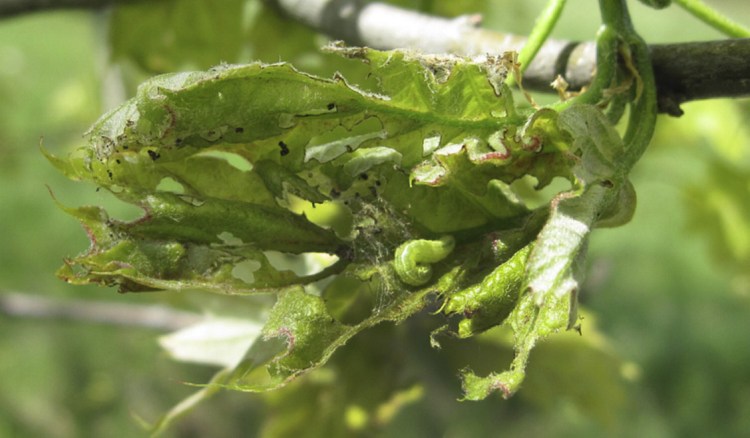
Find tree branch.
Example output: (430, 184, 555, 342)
(266, 0, 750, 115)
(650, 40, 750, 115)
(0, 0, 145, 17)
(0, 291, 202, 331)
(4, 0, 748, 114)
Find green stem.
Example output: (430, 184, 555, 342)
(515, 0, 567, 79)
(580, 0, 657, 171)
(553, 24, 619, 111)
(602, 0, 657, 170)
(599, 0, 631, 31)
(620, 36, 657, 170)
(673, 0, 750, 38)
(604, 84, 629, 124)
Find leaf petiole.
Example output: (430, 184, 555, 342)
(510, 0, 568, 86)
(673, 0, 750, 38)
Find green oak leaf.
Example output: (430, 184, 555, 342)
(52, 45, 638, 409)
(459, 104, 636, 400)
(444, 244, 532, 338)
(109, 0, 245, 73)
(222, 266, 466, 393)
(54, 46, 574, 293)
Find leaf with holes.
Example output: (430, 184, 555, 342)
(52, 46, 635, 408)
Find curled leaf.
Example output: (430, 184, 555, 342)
(52, 45, 639, 407)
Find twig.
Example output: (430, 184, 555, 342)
(0, 0, 146, 17)
(650, 40, 750, 115)
(3, 0, 749, 114)
(673, 0, 750, 38)
(265, 0, 750, 115)
(0, 291, 202, 331)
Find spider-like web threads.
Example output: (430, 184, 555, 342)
(349, 197, 414, 313)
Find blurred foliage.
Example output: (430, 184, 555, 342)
(109, 0, 246, 73)
(0, 0, 749, 437)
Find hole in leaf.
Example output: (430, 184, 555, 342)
(178, 195, 205, 207)
(263, 251, 339, 276)
(156, 177, 185, 194)
(487, 130, 509, 155)
(195, 150, 253, 172)
(294, 199, 353, 238)
(217, 231, 244, 246)
(422, 132, 442, 156)
(510, 175, 572, 209)
(232, 259, 262, 284)
(305, 117, 385, 163)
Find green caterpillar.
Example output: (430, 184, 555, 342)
(394, 236, 456, 286)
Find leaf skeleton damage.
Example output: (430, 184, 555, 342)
(50, 43, 643, 400)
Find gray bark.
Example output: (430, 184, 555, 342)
(0, 0, 146, 17)
(266, 0, 750, 115)
(2, 0, 748, 115)
(0, 292, 201, 331)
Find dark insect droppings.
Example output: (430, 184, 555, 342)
(327, 102, 335, 110)
(235, 127, 244, 134)
(147, 150, 161, 161)
(278, 141, 290, 156)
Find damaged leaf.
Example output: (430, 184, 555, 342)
(53, 45, 639, 410)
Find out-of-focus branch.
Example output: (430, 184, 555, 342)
(265, 0, 750, 115)
(650, 40, 750, 115)
(0, 291, 201, 331)
(0, 0, 144, 17)
(5, 0, 749, 114)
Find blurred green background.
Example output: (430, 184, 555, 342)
(1, 0, 749, 436)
